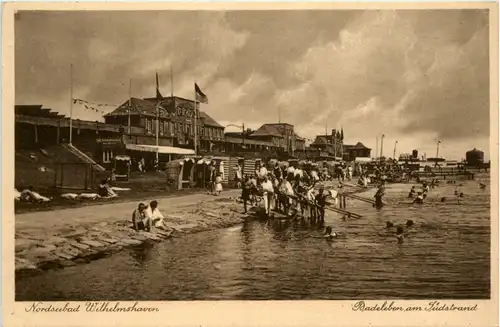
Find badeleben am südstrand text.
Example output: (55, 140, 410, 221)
(352, 300, 478, 312)
(25, 302, 159, 313)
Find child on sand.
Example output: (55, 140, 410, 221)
(215, 173, 223, 196)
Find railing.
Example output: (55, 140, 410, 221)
(63, 143, 106, 172)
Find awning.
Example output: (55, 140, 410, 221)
(197, 157, 213, 165)
(125, 144, 195, 155)
(114, 155, 131, 161)
(355, 157, 373, 163)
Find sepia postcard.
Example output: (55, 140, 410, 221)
(2, 1, 499, 327)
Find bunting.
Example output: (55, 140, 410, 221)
(72, 98, 119, 115)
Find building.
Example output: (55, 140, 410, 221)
(310, 129, 343, 158)
(342, 142, 371, 161)
(223, 123, 306, 157)
(104, 96, 225, 153)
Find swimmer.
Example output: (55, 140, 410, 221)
(324, 226, 339, 240)
(479, 183, 486, 189)
(413, 192, 424, 204)
(396, 226, 404, 244)
(440, 197, 446, 202)
(386, 221, 394, 229)
(459, 192, 464, 198)
(408, 186, 416, 198)
(406, 220, 414, 228)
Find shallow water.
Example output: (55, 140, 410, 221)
(16, 177, 491, 300)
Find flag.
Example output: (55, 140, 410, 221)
(156, 72, 163, 101)
(340, 128, 344, 141)
(195, 83, 208, 104)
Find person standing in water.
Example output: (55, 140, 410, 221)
(315, 186, 328, 225)
(241, 176, 251, 214)
(374, 185, 385, 209)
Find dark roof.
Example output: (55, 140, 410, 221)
(252, 124, 283, 137)
(312, 136, 330, 144)
(252, 123, 296, 137)
(105, 96, 223, 128)
(104, 97, 164, 118)
(15, 105, 66, 118)
(199, 112, 223, 128)
(344, 142, 371, 150)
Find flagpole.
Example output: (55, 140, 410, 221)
(194, 83, 198, 156)
(156, 72, 160, 164)
(128, 78, 132, 135)
(334, 130, 337, 159)
(69, 64, 73, 144)
(170, 65, 174, 97)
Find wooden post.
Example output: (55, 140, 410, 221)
(343, 195, 347, 209)
(60, 163, 64, 187)
(56, 120, 61, 144)
(84, 164, 88, 189)
(53, 167, 58, 188)
(34, 124, 38, 144)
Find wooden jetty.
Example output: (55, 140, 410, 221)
(343, 193, 376, 204)
(415, 168, 475, 180)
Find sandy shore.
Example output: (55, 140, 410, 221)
(15, 189, 245, 274)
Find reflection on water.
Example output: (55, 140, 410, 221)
(16, 177, 491, 300)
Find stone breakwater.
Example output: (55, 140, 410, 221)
(15, 196, 246, 275)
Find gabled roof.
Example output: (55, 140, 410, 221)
(344, 142, 371, 150)
(105, 97, 223, 128)
(199, 112, 223, 128)
(312, 136, 330, 145)
(104, 98, 163, 117)
(252, 124, 285, 137)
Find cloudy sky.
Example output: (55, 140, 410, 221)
(15, 9, 491, 160)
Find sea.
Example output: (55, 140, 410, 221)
(16, 174, 491, 300)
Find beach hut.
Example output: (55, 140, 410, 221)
(212, 156, 230, 182)
(113, 155, 131, 181)
(196, 157, 213, 188)
(242, 158, 258, 178)
(228, 156, 244, 184)
(165, 157, 197, 190)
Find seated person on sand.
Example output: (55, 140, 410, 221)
(98, 180, 118, 198)
(20, 186, 52, 203)
(132, 202, 151, 232)
(145, 200, 166, 229)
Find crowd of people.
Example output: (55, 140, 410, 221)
(236, 161, 343, 225)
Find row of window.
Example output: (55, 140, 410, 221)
(144, 118, 223, 138)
